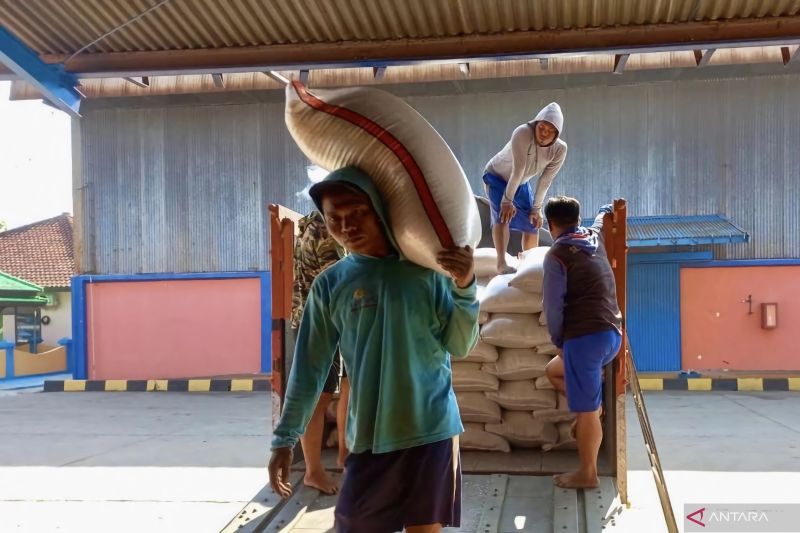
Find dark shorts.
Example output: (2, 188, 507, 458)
(563, 329, 622, 412)
(482, 172, 538, 234)
(322, 351, 347, 394)
(334, 437, 462, 533)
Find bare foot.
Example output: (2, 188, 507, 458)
(497, 264, 517, 275)
(304, 470, 339, 495)
(553, 471, 599, 489)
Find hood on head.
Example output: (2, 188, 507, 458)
(532, 102, 564, 146)
(554, 226, 598, 256)
(308, 166, 401, 255)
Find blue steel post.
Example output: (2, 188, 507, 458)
(0, 26, 82, 117)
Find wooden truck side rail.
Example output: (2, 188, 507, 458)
(603, 199, 629, 505)
(269, 204, 304, 431)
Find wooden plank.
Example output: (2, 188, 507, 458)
(220, 471, 303, 533)
(604, 199, 628, 504)
(552, 486, 579, 533)
(615, 394, 628, 504)
(583, 477, 622, 533)
(269, 203, 304, 430)
(541, 450, 580, 475)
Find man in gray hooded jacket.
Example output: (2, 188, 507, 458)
(483, 102, 568, 274)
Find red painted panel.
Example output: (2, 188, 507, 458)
(681, 266, 800, 371)
(86, 278, 261, 379)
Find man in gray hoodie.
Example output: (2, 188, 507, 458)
(483, 103, 568, 274)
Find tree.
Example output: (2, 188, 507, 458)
(0, 220, 6, 232)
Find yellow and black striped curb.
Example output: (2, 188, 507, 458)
(43, 379, 271, 392)
(638, 377, 800, 392)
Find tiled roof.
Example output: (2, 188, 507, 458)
(0, 214, 75, 289)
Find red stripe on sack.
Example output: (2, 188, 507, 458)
(292, 81, 455, 248)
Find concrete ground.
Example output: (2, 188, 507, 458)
(0, 390, 798, 532)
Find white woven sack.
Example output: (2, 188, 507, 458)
(509, 247, 549, 293)
(539, 312, 548, 326)
(464, 341, 498, 363)
(486, 381, 558, 410)
(456, 392, 502, 424)
(479, 311, 490, 325)
(481, 274, 543, 314)
(535, 375, 555, 390)
(481, 314, 550, 348)
(536, 343, 559, 355)
(286, 82, 481, 274)
(485, 411, 558, 449)
(474, 248, 517, 278)
(452, 362, 499, 392)
(533, 394, 574, 423)
(461, 423, 511, 453)
(482, 349, 551, 381)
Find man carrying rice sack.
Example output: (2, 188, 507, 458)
(269, 167, 479, 533)
(291, 210, 349, 494)
(483, 102, 568, 274)
(541, 197, 622, 490)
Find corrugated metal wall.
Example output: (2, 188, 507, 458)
(77, 69, 800, 274)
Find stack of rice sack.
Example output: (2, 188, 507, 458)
(454, 247, 576, 453)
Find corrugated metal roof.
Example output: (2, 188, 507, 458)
(627, 215, 750, 246)
(2, 0, 799, 55)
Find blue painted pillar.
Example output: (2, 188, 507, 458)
(0, 340, 14, 379)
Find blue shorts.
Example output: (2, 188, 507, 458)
(482, 172, 538, 234)
(334, 437, 461, 533)
(563, 329, 622, 413)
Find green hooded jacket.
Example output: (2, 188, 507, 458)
(271, 166, 479, 454)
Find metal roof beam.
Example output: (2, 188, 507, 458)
(694, 49, 716, 66)
(613, 54, 629, 74)
(123, 76, 149, 88)
(1, 16, 797, 79)
(263, 71, 289, 85)
(0, 26, 82, 116)
(781, 45, 800, 65)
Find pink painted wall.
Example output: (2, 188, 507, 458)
(681, 266, 800, 371)
(87, 278, 261, 379)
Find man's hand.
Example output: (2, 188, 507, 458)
(268, 447, 294, 499)
(499, 201, 516, 224)
(437, 246, 475, 289)
(529, 208, 542, 229)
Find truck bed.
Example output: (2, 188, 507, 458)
(223, 451, 621, 532)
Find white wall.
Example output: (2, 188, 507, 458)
(41, 290, 71, 346)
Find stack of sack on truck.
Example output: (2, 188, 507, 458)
(454, 247, 576, 453)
